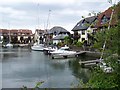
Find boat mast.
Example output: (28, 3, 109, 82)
(45, 10, 51, 45)
(36, 3, 40, 44)
(100, 0, 116, 61)
(46, 10, 51, 30)
(8, 22, 11, 44)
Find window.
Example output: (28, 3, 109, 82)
(82, 30, 85, 35)
(14, 33, 17, 35)
(101, 15, 109, 24)
(81, 23, 84, 27)
(77, 23, 80, 26)
(27, 33, 29, 35)
(82, 38, 85, 41)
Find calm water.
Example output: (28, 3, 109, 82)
(0, 47, 93, 88)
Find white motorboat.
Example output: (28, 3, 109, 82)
(50, 45, 76, 59)
(31, 44, 44, 51)
(50, 46, 76, 55)
(5, 30, 13, 48)
(6, 43, 13, 47)
(43, 46, 57, 55)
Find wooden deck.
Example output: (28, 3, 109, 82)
(51, 54, 76, 59)
(79, 59, 102, 66)
(50, 50, 101, 59)
(79, 59, 100, 64)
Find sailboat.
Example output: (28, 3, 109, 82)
(31, 35, 44, 51)
(99, 1, 115, 73)
(31, 3, 44, 51)
(6, 29, 13, 47)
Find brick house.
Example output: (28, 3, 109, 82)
(0, 29, 34, 45)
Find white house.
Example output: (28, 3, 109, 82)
(72, 16, 97, 44)
(48, 26, 70, 45)
(34, 29, 44, 44)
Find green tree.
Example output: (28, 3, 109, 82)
(77, 2, 120, 88)
(64, 36, 73, 45)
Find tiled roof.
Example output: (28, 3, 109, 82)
(96, 6, 118, 28)
(48, 26, 70, 35)
(72, 16, 97, 31)
(18, 29, 32, 34)
(0, 29, 33, 35)
(0, 29, 9, 33)
(10, 29, 18, 33)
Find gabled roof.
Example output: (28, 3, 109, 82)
(96, 5, 119, 28)
(72, 16, 97, 31)
(48, 26, 70, 35)
(96, 8, 112, 28)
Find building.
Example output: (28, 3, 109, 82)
(17, 29, 33, 44)
(34, 29, 45, 44)
(96, 6, 118, 31)
(72, 16, 97, 44)
(47, 26, 70, 45)
(0, 29, 2, 42)
(0, 29, 34, 45)
(52, 34, 68, 45)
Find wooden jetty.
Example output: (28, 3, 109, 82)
(51, 51, 86, 59)
(75, 51, 101, 58)
(51, 54, 76, 59)
(79, 59, 101, 66)
(51, 51, 100, 59)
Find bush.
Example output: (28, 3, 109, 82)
(57, 42, 64, 47)
(73, 40, 78, 45)
(76, 41, 83, 47)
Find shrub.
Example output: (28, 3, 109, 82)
(76, 41, 83, 47)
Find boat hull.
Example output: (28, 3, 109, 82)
(31, 44, 44, 51)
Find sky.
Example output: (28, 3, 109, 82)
(0, 0, 118, 33)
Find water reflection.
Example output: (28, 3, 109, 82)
(1, 47, 93, 88)
(68, 59, 90, 83)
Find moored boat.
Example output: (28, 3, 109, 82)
(6, 43, 13, 47)
(50, 45, 76, 59)
(43, 46, 57, 55)
(31, 44, 44, 51)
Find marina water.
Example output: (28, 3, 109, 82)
(1, 47, 94, 88)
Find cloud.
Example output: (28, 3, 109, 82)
(0, 0, 115, 33)
(0, 0, 74, 5)
(0, 6, 26, 18)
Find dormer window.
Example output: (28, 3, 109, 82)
(81, 23, 84, 27)
(77, 23, 80, 26)
(54, 31, 56, 36)
(81, 20, 85, 27)
(101, 15, 109, 24)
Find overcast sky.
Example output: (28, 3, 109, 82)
(0, 0, 118, 33)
